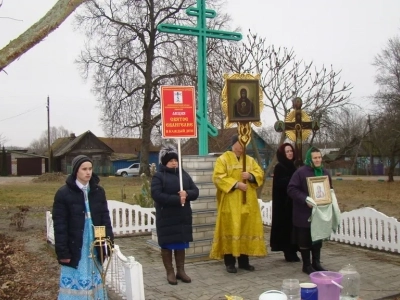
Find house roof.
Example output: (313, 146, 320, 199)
(181, 127, 272, 155)
(99, 137, 161, 153)
(9, 151, 48, 158)
(52, 131, 114, 157)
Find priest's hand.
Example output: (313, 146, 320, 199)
(59, 258, 71, 263)
(241, 172, 252, 180)
(237, 182, 247, 191)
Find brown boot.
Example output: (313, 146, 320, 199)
(174, 249, 191, 283)
(161, 249, 177, 285)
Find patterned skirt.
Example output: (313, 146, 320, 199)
(58, 218, 107, 300)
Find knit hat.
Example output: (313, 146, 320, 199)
(159, 144, 179, 166)
(71, 155, 93, 176)
(231, 134, 239, 146)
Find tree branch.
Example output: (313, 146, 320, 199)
(0, 0, 87, 71)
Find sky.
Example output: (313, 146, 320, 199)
(0, 0, 399, 148)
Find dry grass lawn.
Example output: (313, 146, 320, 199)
(0, 175, 399, 219)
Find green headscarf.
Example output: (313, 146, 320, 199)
(304, 147, 324, 176)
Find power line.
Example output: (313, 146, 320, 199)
(0, 105, 44, 122)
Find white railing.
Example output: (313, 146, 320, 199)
(258, 199, 272, 226)
(330, 207, 400, 253)
(107, 200, 156, 236)
(46, 211, 55, 244)
(105, 245, 145, 300)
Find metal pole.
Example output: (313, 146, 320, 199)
(47, 96, 51, 172)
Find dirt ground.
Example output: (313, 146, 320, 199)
(0, 205, 60, 299)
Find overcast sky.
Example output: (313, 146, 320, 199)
(0, 0, 399, 147)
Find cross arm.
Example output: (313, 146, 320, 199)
(158, 24, 242, 41)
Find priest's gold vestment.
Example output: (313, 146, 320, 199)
(210, 151, 267, 259)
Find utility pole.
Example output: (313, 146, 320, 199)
(368, 115, 373, 176)
(47, 96, 51, 173)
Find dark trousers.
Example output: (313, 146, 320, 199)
(224, 254, 249, 267)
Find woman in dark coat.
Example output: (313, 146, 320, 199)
(287, 147, 332, 274)
(52, 155, 114, 299)
(151, 144, 199, 285)
(270, 143, 300, 262)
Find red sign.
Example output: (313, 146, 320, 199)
(160, 86, 197, 138)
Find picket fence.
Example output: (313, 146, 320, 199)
(46, 199, 400, 299)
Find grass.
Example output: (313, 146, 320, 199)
(0, 176, 142, 208)
(1, 176, 399, 219)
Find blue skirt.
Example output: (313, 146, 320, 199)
(58, 218, 107, 300)
(162, 242, 189, 250)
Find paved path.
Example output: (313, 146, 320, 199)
(112, 228, 400, 300)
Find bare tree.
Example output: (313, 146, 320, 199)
(371, 35, 400, 182)
(220, 31, 353, 175)
(0, 133, 7, 147)
(29, 126, 71, 155)
(0, 0, 87, 71)
(322, 106, 368, 148)
(76, 0, 233, 174)
(255, 125, 281, 149)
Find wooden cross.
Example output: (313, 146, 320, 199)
(274, 97, 320, 167)
(158, 0, 242, 155)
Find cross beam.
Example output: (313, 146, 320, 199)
(158, 0, 242, 155)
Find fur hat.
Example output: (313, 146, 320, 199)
(71, 155, 92, 176)
(159, 144, 179, 166)
(231, 134, 239, 146)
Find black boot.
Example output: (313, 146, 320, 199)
(311, 243, 327, 271)
(224, 254, 237, 273)
(238, 254, 255, 271)
(285, 245, 300, 262)
(300, 249, 316, 275)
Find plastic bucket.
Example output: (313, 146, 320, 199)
(258, 290, 288, 300)
(300, 283, 318, 300)
(310, 271, 343, 300)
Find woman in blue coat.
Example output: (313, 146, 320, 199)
(151, 144, 199, 285)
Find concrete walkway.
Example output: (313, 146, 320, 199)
(112, 228, 400, 300)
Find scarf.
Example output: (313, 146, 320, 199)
(304, 147, 324, 176)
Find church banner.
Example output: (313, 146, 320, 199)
(160, 86, 197, 138)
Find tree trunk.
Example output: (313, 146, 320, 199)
(0, 0, 87, 71)
(387, 155, 396, 182)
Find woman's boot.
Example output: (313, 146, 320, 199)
(300, 249, 316, 275)
(174, 249, 191, 283)
(161, 249, 177, 285)
(311, 243, 327, 271)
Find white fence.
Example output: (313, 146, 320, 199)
(330, 207, 400, 253)
(259, 200, 400, 253)
(258, 199, 272, 226)
(107, 200, 156, 236)
(105, 245, 145, 300)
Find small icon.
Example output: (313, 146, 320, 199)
(174, 91, 183, 103)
